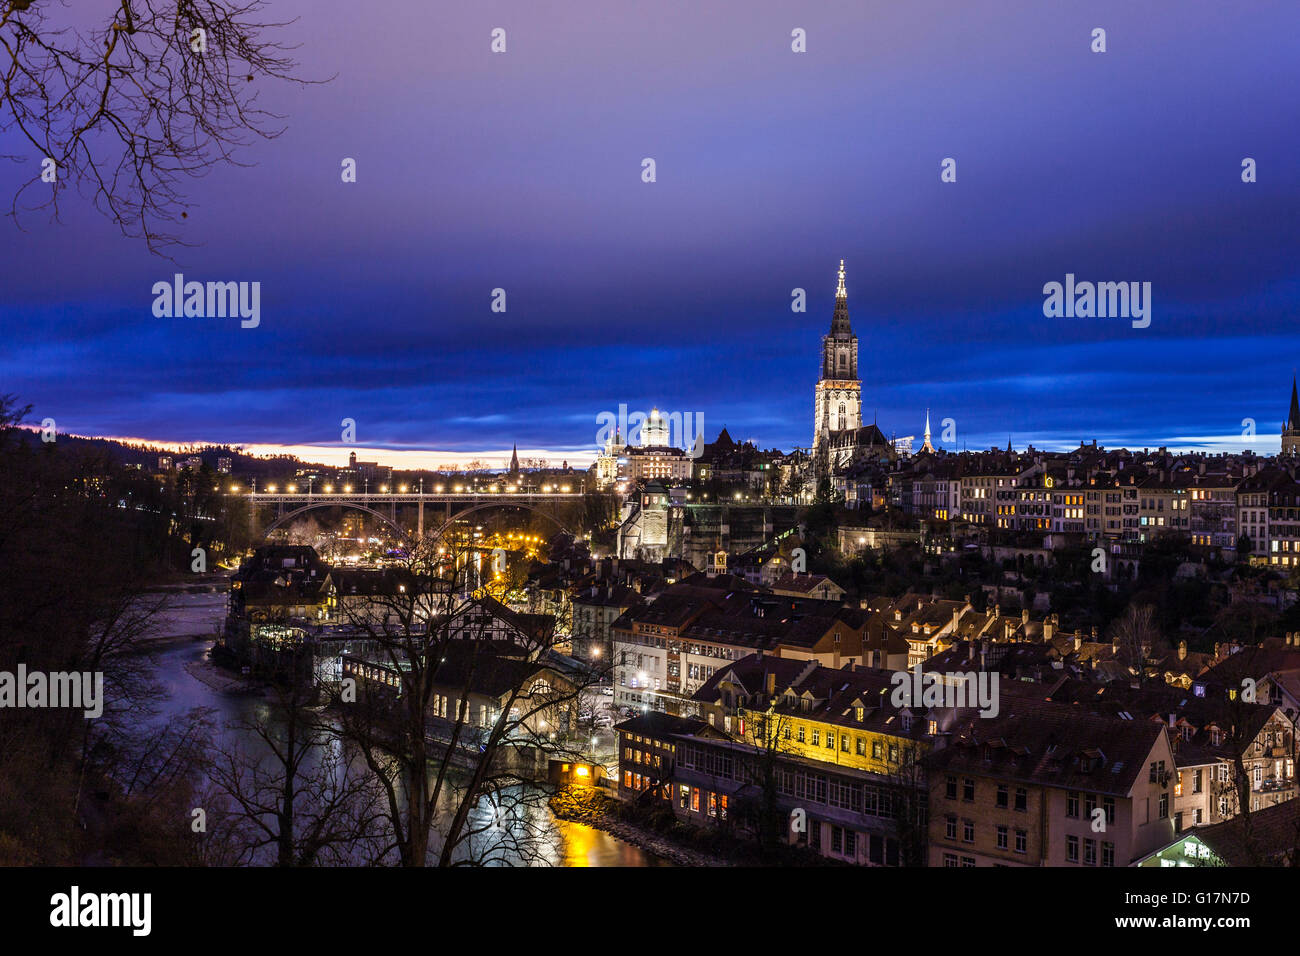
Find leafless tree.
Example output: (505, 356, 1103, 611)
(329, 535, 607, 866)
(1, 0, 315, 252)
(203, 679, 387, 866)
(1108, 603, 1164, 678)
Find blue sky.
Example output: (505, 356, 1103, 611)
(3, 0, 1299, 468)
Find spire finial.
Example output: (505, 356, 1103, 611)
(921, 408, 935, 454)
(836, 259, 846, 299)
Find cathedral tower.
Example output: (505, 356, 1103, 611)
(1283, 378, 1300, 456)
(813, 260, 862, 454)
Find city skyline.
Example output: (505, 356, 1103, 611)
(3, 0, 1299, 460)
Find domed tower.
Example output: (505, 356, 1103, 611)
(642, 407, 670, 446)
(812, 259, 862, 454)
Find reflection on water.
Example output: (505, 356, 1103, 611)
(144, 592, 668, 867)
(556, 819, 673, 867)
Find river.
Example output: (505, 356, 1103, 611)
(141, 584, 668, 867)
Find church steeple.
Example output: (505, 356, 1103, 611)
(829, 258, 853, 336)
(509, 443, 519, 476)
(1284, 377, 1300, 456)
(921, 408, 935, 454)
(812, 258, 863, 459)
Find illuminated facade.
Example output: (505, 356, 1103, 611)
(812, 260, 862, 455)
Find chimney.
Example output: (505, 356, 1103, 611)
(952, 608, 961, 631)
(1021, 608, 1030, 626)
(1178, 640, 1187, 661)
(1073, 634, 1082, 652)
(765, 671, 776, 697)
(1044, 616, 1055, 643)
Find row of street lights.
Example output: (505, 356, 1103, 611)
(224, 480, 576, 495)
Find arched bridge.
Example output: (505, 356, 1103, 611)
(242, 491, 584, 542)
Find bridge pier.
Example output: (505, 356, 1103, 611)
(418, 498, 424, 540)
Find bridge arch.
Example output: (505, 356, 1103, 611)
(261, 501, 410, 542)
(431, 500, 572, 540)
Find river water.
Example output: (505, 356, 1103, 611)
(143, 586, 668, 867)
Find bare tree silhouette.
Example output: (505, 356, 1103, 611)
(2, 0, 317, 252)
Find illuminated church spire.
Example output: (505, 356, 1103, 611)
(921, 408, 935, 454)
(829, 259, 853, 336)
(813, 258, 862, 456)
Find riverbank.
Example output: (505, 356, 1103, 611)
(183, 656, 266, 696)
(549, 787, 730, 867)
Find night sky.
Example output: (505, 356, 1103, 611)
(4, 0, 1299, 468)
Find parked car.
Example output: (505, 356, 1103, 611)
(600, 686, 614, 696)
